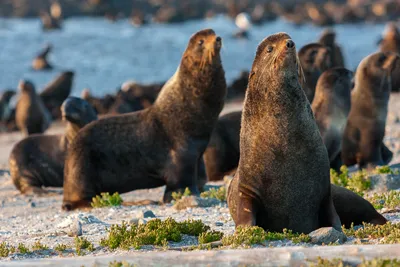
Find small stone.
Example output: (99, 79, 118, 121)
(173, 196, 220, 210)
(30, 202, 36, 208)
(130, 218, 140, 225)
(67, 220, 82, 237)
(141, 210, 156, 218)
(215, 222, 224, 227)
(308, 227, 347, 245)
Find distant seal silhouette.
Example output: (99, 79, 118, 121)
(318, 29, 346, 68)
(9, 97, 97, 195)
(81, 89, 116, 115)
(62, 29, 226, 210)
(342, 52, 400, 169)
(312, 68, 353, 171)
(227, 33, 342, 234)
(40, 71, 74, 119)
(203, 111, 241, 182)
(32, 44, 53, 71)
(15, 80, 51, 136)
(298, 43, 332, 102)
(226, 71, 249, 102)
(331, 185, 387, 228)
(0, 90, 16, 122)
(378, 22, 400, 55)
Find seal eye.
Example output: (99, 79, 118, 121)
(266, 46, 273, 53)
(198, 40, 204, 46)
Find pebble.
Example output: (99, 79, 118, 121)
(215, 222, 224, 226)
(141, 210, 156, 218)
(30, 202, 36, 208)
(308, 227, 347, 245)
(173, 196, 221, 210)
(67, 220, 82, 237)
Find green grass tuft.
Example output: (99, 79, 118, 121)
(200, 186, 226, 201)
(91, 192, 123, 208)
(366, 191, 400, 210)
(17, 243, 30, 254)
(75, 237, 94, 256)
(31, 241, 49, 251)
(54, 244, 68, 253)
(331, 166, 371, 196)
(0, 242, 15, 257)
(375, 166, 399, 175)
(198, 230, 223, 244)
(343, 222, 400, 244)
(171, 187, 191, 201)
(100, 218, 210, 250)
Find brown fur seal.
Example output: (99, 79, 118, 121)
(9, 97, 97, 195)
(312, 68, 353, 171)
(40, 71, 74, 119)
(0, 90, 16, 122)
(62, 29, 226, 210)
(203, 111, 241, 182)
(32, 44, 53, 71)
(226, 71, 249, 102)
(318, 29, 346, 68)
(331, 185, 387, 228)
(342, 52, 400, 169)
(81, 89, 116, 115)
(16, 80, 51, 136)
(298, 43, 332, 102)
(227, 32, 342, 234)
(378, 22, 400, 55)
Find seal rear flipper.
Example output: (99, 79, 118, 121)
(319, 193, 342, 231)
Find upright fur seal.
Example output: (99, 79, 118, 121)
(10, 97, 97, 195)
(0, 90, 16, 122)
(15, 80, 51, 136)
(298, 43, 332, 102)
(227, 33, 341, 234)
(378, 22, 400, 55)
(40, 71, 74, 119)
(32, 44, 53, 71)
(312, 68, 353, 171)
(62, 29, 226, 210)
(318, 29, 345, 68)
(203, 111, 241, 181)
(342, 52, 400, 169)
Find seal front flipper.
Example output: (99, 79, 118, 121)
(236, 187, 258, 227)
(319, 192, 342, 231)
(163, 152, 201, 203)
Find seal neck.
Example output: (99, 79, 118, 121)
(65, 122, 81, 144)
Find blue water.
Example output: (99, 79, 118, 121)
(0, 16, 386, 96)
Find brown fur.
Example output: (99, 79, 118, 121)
(16, 80, 51, 136)
(298, 43, 331, 102)
(318, 29, 346, 68)
(32, 44, 53, 71)
(62, 29, 226, 210)
(312, 68, 352, 171)
(342, 52, 400, 169)
(379, 22, 400, 55)
(227, 32, 341, 234)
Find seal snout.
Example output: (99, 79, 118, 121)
(286, 39, 295, 49)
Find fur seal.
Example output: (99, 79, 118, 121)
(312, 68, 353, 171)
(378, 22, 400, 55)
(318, 29, 345, 68)
(15, 80, 51, 136)
(9, 97, 97, 195)
(226, 71, 249, 102)
(298, 43, 332, 102)
(227, 32, 342, 234)
(62, 29, 226, 210)
(0, 90, 16, 122)
(342, 52, 400, 169)
(81, 89, 116, 115)
(40, 71, 74, 119)
(203, 111, 241, 182)
(32, 44, 53, 71)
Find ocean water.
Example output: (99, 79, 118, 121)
(0, 16, 386, 96)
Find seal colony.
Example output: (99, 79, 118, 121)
(227, 33, 341, 233)
(62, 29, 226, 210)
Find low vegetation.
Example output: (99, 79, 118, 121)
(75, 237, 94, 256)
(221, 226, 310, 248)
(375, 166, 399, 175)
(100, 218, 210, 250)
(366, 191, 400, 210)
(331, 166, 371, 195)
(198, 230, 224, 244)
(0, 242, 15, 257)
(108, 261, 136, 267)
(54, 243, 68, 253)
(310, 257, 400, 267)
(200, 186, 226, 202)
(17, 243, 31, 254)
(31, 241, 49, 251)
(171, 187, 191, 201)
(91, 192, 123, 208)
(343, 222, 400, 244)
